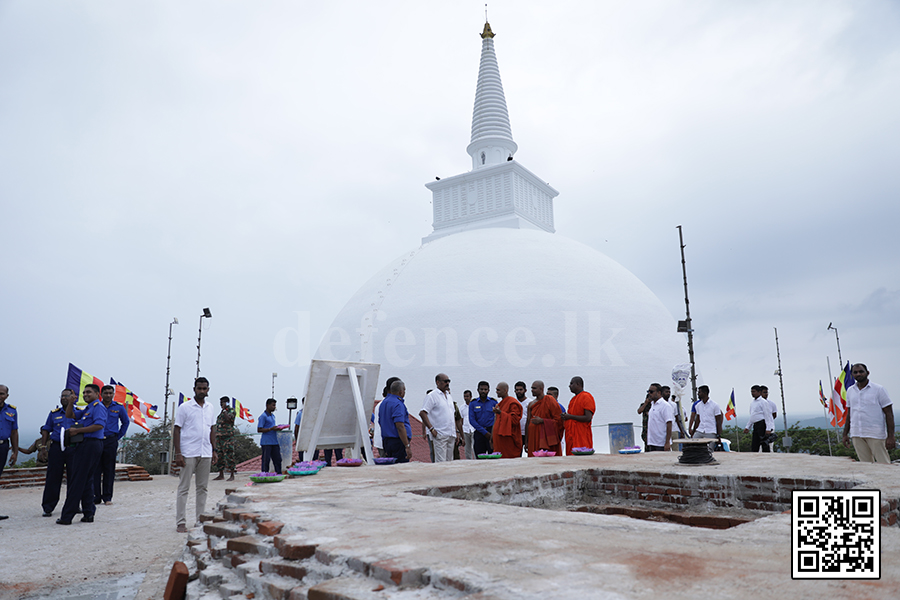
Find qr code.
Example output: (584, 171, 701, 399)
(792, 490, 880, 579)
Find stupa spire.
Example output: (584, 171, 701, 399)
(423, 20, 557, 243)
(467, 21, 517, 170)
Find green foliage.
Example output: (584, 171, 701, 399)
(722, 423, 900, 461)
(16, 457, 38, 468)
(119, 423, 261, 475)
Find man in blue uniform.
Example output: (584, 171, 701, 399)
(94, 385, 129, 505)
(469, 381, 497, 456)
(379, 380, 412, 463)
(41, 389, 75, 517)
(57, 384, 107, 525)
(258, 398, 282, 473)
(0, 384, 19, 520)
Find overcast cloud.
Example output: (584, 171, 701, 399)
(2, 1, 898, 444)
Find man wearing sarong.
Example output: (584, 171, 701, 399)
(561, 376, 595, 455)
(491, 382, 522, 458)
(526, 380, 563, 456)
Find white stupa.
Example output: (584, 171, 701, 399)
(316, 22, 686, 449)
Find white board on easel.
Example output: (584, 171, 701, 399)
(297, 360, 380, 465)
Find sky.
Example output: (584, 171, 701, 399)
(1, 1, 898, 450)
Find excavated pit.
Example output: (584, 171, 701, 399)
(411, 467, 861, 529)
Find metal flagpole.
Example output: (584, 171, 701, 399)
(675, 225, 698, 438)
(774, 328, 790, 450)
(826, 356, 839, 447)
(821, 380, 834, 457)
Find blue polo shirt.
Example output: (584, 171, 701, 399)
(103, 401, 130, 439)
(42, 407, 74, 443)
(74, 400, 108, 440)
(258, 411, 278, 445)
(0, 403, 19, 441)
(378, 394, 411, 439)
(468, 397, 498, 436)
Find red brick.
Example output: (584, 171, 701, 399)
(562, 471, 575, 479)
(275, 538, 317, 561)
(203, 523, 244, 539)
(227, 535, 271, 555)
(222, 508, 243, 521)
(886, 513, 898, 526)
(315, 549, 336, 565)
(231, 554, 248, 568)
(211, 515, 227, 523)
(198, 513, 216, 522)
(263, 578, 297, 600)
(643, 494, 661, 502)
(163, 561, 189, 600)
(370, 559, 426, 587)
(258, 521, 284, 536)
(616, 484, 634, 491)
(260, 559, 309, 580)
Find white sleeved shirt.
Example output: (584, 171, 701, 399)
(747, 397, 774, 431)
(694, 400, 723, 434)
(647, 399, 675, 447)
(421, 390, 456, 437)
(847, 382, 892, 439)
(174, 399, 216, 458)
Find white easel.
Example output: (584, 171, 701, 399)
(298, 362, 378, 466)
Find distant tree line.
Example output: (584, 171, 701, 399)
(721, 424, 900, 461)
(120, 423, 262, 475)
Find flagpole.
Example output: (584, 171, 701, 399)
(821, 382, 833, 457)
(826, 355, 839, 447)
(773, 328, 790, 450)
(675, 225, 698, 436)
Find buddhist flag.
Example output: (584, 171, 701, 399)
(109, 378, 150, 432)
(232, 397, 255, 423)
(818, 381, 828, 408)
(178, 393, 189, 406)
(724, 389, 736, 421)
(66, 363, 105, 407)
(829, 362, 854, 428)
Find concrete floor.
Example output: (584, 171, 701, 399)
(220, 452, 900, 599)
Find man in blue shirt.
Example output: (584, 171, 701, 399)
(58, 384, 107, 525)
(258, 398, 282, 473)
(40, 389, 75, 517)
(469, 381, 497, 456)
(379, 380, 412, 463)
(0, 384, 19, 521)
(93, 385, 130, 505)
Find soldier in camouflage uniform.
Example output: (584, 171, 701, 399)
(213, 396, 237, 481)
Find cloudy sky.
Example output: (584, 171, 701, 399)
(2, 1, 898, 446)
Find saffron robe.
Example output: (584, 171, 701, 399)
(564, 391, 596, 455)
(526, 394, 563, 457)
(492, 396, 523, 458)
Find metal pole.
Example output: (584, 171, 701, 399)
(821, 377, 833, 457)
(164, 318, 178, 429)
(196, 315, 204, 378)
(272, 372, 277, 399)
(774, 328, 790, 450)
(676, 226, 698, 434)
(828, 323, 843, 368)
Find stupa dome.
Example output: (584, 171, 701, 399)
(314, 22, 686, 449)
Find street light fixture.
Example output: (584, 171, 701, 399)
(196, 308, 212, 378)
(827, 322, 843, 367)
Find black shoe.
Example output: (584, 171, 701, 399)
(42, 512, 53, 517)
(56, 518, 72, 525)
(0, 515, 8, 520)
(81, 515, 94, 523)
(94, 499, 102, 505)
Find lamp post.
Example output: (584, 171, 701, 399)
(164, 317, 179, 428)
(196, 308, 212, 378)
(272, 372, 278, 399)
(827, 322, 843, 367)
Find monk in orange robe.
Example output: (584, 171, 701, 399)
(561, 376, 595, 455)
(526, 380, 563, 457)
(491, 382, 523, 458)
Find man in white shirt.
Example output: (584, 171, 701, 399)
(688, 385, 723, 452)
(842, 364, 895, 464)
(461, 390, 475, 459)
(419, 373, 459, 462)
(173, 377, 217, 533)
(761, 385, 777, 442)
(646, 383, 674, 452)
(743, 385, 773, 452)
(662, 385, 686, 439)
